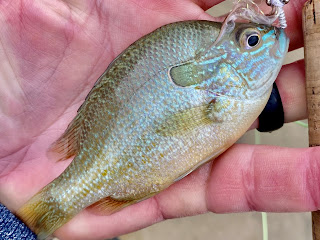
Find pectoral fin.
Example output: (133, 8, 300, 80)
(156, 97, 236, 137)
(155, 105, 213, 136)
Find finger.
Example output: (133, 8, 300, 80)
(55, 143, 320, 239)
(55, 199, 164, 240)
(207, 144, 319, 213)
(160, 144, 320, 214)
(191, 0, 226, 11)
(285, 0, 305, 51)
(276, 60, 307, 123)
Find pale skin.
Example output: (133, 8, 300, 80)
(0, 0, 311, 239)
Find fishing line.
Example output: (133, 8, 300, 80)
(254, 130, 267, 240)
(266, 0, 289, 28)
(295, 120, 308, 128)
(262, 212, 269, 240)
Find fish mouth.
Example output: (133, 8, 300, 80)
(274, 27, 290, 56)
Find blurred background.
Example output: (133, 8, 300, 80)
(119, 1, 310, 240)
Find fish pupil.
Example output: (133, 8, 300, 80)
(247, 35, 259, 47)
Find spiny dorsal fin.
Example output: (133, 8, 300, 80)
(48, 114, 83, 161)
(87, 197, 133, 216)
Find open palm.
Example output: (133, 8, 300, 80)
(0, 0, 313, 239)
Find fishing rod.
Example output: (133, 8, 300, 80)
(303, 0, 320, 239)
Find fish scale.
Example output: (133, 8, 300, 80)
(18, 20, 289, 239)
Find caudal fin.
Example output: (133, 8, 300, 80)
(17, 188, 69, 240)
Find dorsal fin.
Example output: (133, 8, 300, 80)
(48, 114, 83, 161)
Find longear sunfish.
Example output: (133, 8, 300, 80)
(18, 20, 289, 239)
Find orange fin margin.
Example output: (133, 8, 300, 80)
(48, 114, 83, 161)
(87, 197, 133, 216)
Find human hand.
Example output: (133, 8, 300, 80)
(0, 0, 310, 239)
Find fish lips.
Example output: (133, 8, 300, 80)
(275, 27, 290, 57)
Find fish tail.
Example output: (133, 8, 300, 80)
(17, 187, 69, 240)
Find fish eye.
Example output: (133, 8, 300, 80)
(237, 28, 262, 50)
(247, 34, 260, 47)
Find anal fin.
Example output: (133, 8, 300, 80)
(87, 197, 133, 216)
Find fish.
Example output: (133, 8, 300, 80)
(17, 20, 289, 239)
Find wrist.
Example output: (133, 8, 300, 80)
(0, 203, 36, 240)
